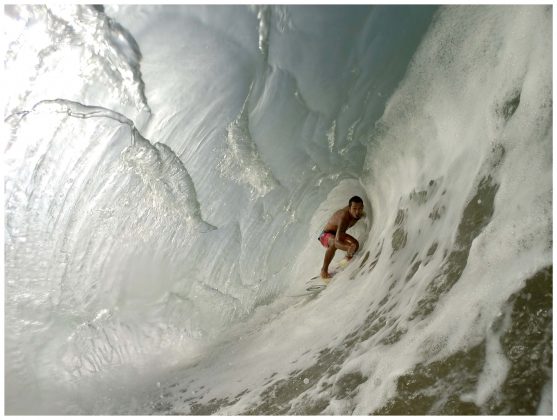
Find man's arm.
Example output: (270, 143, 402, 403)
(334, 214, 350, 248)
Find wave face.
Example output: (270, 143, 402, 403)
(4, 5, 552, 415)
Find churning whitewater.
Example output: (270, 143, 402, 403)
(4, 5, 552, 415)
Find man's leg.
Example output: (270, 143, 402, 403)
(331, 235, 359, 259)
(321, 238, 337, 279)
(344, 234, 359, 258)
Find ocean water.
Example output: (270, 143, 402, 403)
(4, 5, 552, 415)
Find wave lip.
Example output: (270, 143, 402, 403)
(4, 5, 150, 122)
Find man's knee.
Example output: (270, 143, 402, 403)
(348, 236, 359, 249)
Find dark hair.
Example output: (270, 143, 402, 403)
(349, 196, 363, 206)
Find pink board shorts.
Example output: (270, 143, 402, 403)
(318, 231, 335, 248)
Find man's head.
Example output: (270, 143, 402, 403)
(348, 196, 364, 219)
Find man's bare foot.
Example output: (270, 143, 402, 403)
(320, 270, 331, 282)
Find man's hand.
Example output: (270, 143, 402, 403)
(347, 243, 357, 258)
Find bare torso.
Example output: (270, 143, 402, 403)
(323, 206, 358, 235)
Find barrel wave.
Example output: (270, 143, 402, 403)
(4, 5, 552, 415)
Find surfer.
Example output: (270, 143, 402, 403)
(318, 196, 364, 279)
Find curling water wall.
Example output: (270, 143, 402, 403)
(4, 5, 552, 415)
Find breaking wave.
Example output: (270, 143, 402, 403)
(4, 4, 552, 415)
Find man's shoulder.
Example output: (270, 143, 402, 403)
(340, 206, 351, 217)
(336, 207, 351, 224)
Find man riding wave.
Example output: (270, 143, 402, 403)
(318, 196, 364, 279)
